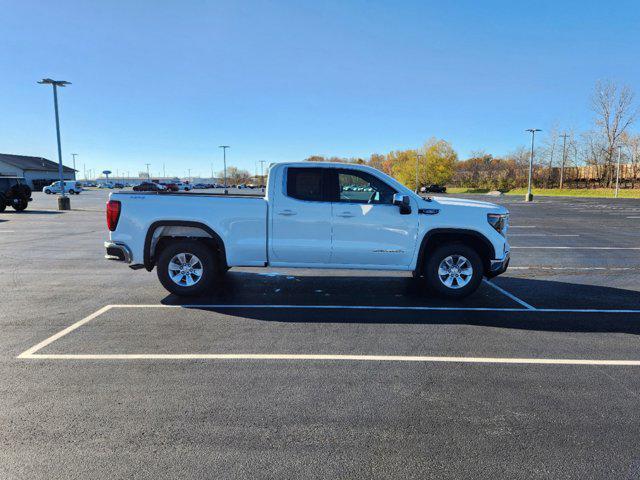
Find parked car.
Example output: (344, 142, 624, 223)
(159, 182, 179, 192)
(105, 162, 510, 298)
(193, 183, 208, 189)
(113, 183, 125, 189)
(176, 182, 191, 191)
(0, 177, 32, 212)
(43, 180, 83, 194)
(98, 182, 114, 189)
(421, 184, 447, 194)
(132, 182, 165, 192)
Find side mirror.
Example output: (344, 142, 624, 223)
(392, 194, 412, 215)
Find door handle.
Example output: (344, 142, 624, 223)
(278, 209, 297, 216)
(337, 212, 354, 218)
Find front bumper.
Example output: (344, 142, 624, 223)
(104, 241, 132, 263)
(486, 250, 510, 278)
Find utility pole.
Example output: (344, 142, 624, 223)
(83, 163, 86, 180)
(187, 168, 192, 184)
(559, 133, 569, 189)
(415, 154, 424, 193)
(615, 145, 622, 198)
(38, 78, 71, 210)
(163, 163, 166, 178)
(219, 145, 230, 194)
(211, 163, 214, 181)
(145, 163, 151, 180)
(525, 129, 541, 202)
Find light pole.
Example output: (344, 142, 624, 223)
(259, 160, 266, 188)
(219, 145, 230, 194)
(615, 145, 622, 198)
(415, 153, 424, 194)
(187, 168, 192, 185)
(38, 78, 71, 210)
(71, 153, 78, 180)
(559, 133, 568, 189)
(525, 129, 541, 202)
(145, 163, 151, 180)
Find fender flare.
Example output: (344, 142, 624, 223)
(143, 220, 227, 271)
(415, 228, 496, 274)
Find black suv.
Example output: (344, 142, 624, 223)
(0, 177, 32, 212)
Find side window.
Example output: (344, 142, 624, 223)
(287, 168, 324, 202)
(338, 171, 396, 204)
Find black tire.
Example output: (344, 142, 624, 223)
(0, 194, 6, 213)
(424, 243, 484, 298)
(44, 189, 51, 194)
(156, 239, 220, 296)
(68, 189, 75, 194)
(12, 198, 28, 211)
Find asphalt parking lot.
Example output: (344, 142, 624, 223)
(2, 189, 640, 479)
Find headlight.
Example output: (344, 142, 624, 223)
(487, 213, 509, 236)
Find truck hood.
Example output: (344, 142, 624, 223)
(426, 196, 508, 213)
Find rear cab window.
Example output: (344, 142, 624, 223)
(286, 168, 325, 201)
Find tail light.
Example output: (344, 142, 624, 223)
(106, 200, 121, 231)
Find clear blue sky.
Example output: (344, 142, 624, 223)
(2, 0, 639, 178)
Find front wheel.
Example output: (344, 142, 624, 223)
(424, 244, 483, 298)
(44, 189, 51, 194)
(156, 240, 220, 296)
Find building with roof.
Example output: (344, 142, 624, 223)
(0, 153, 76, 189)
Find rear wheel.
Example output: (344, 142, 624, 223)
(12, 198, 28, 211)
(44, 189, 51, 194)
(156, 239, 220, 296)
(424, 244, 483, 298)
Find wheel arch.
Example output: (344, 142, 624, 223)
(144, 220, 227, 271)
(415, 228, 495, 276)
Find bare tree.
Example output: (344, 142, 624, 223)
(591, 80, 637, 186)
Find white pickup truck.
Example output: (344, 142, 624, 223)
(105, 162, 510, 298)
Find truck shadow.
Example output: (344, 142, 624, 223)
(160, 274, 640, 335)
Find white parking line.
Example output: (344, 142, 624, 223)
(510, 266, 636, 271)
(18, 303, 640, 361)
(19, 353, 640, 366)
(482, 279, 536, 310)
(508, 234, 579, 237)
(512, 246, 640, 250)
(17, 305, 113, 358)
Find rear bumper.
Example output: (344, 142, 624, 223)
(104, 241, 132, 263)
(486, 250, 510, 278)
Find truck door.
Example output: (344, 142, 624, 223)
(269, 167, 332, 264)
(329, 169, 419, 267)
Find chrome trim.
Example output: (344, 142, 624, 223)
(489, 250, 510, 273)
(104, 241, 132, 263)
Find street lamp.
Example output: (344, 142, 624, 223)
(525, 129, 541, 202)
(219, 145, 230, 194)
(259, 160, 266, 189)
(71, 153, 78, 180)
(415, 153, 424, 194)
(38, 78, 71, 210)
(145, 163, 151, 180)
(615, 145, 622, 198)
